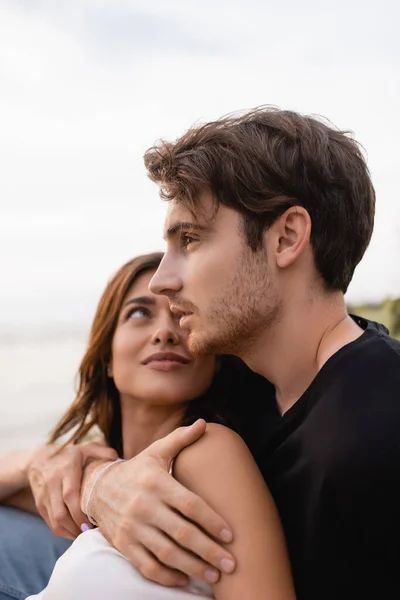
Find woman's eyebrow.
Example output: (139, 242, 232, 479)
(122, 296, 156, 308)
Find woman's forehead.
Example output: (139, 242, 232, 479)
(124, 269, 170, 308)
(128, 269, 156, 295)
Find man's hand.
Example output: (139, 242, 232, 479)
(28, 442, 118, 539)
(83, 419, 236, 587)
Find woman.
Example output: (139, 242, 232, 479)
(2, 253, 295, 599)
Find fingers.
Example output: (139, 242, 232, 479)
(43, 486, 79, 539)
(62, 474, 89, 531)
(34, 499, 52, 531)
(38, 501, 76, 541)
(159, 471, 233, 544)
(127, 544, 190, 588)
(151, 420, 207, 464)
(153, 504, 235, 575)
(128, 469, 234, 576)
(30, 482, 54, 533)
(28, 443, 110, 538)
(139, 526, 222, 584)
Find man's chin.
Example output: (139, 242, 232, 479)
(187, 334, 206, 356)
(187, 331, 210, 356)
(187, 331, 227, 357)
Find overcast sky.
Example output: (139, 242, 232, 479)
(0, 0, 399, 335)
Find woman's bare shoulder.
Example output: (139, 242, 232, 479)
(174, 426, 295, 600)
(173, 422, 263, 495)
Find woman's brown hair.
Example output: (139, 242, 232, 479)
(48, 252, 242, 456)
(48, 252, 164, 455)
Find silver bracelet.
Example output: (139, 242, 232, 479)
(85, 458, 124, 526)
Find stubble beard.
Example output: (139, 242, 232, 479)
(187, 247, 282, 358)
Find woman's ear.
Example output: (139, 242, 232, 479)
(106, 359, 113, 378)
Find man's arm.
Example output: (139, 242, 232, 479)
(80, 419, 237, 588)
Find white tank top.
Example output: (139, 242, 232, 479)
(27, 528, 214, 599)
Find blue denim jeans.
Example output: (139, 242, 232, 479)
(0, 506, 71, 600)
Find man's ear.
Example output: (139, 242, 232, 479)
(269, 206, 312, 269)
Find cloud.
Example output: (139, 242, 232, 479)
(0, 0, 399, 334)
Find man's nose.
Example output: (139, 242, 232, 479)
(149, 254, 182, 296)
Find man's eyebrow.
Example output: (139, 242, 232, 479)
(164, 221, 208, 240)
(122, 296, 156, 308)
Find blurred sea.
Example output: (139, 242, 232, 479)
(0, 334, 87, 452)
(1, 301, 398, 454)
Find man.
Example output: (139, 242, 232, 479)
(144, 106, 400, 598)
(1, 107, 399, 599)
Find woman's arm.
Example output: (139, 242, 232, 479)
(0, 448, 36, 509)
(3, 486, 38, 512)
(174, 423, 296, 600)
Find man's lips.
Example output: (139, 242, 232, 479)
(141, 351, 191, 365)
(170, 305, 193, 319)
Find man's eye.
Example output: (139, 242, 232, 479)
(181, 234, 196, 248)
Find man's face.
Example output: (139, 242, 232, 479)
(149, 193, 282, 357)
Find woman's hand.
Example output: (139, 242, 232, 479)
(81, 420, 236, 588)
(28, 442, 118, 539)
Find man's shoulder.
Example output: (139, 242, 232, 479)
(375, 330, 400, 358)
(347, 316, 400, 369)
(360, 326, 400, 365)
(325, 323, 400, 420)
(350, 313, 389, 335)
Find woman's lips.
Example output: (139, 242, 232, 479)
(145, 360, 189, 371)
(141, 352, 191, 371)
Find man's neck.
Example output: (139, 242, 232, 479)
(241, 292, 364, 415)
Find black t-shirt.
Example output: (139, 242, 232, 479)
(228, 318, 400, 600)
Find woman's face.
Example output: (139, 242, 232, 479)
(110, 269, 216, 407)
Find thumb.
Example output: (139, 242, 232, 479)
(150, 419, 207, 462)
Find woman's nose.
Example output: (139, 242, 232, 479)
(151, 322, 180, 345)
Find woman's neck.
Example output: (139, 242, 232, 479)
(119, 396, 187, 459)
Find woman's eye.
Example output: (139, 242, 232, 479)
(127, 307, 149, 319)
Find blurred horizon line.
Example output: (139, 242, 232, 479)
(1, 295, 399, 344)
